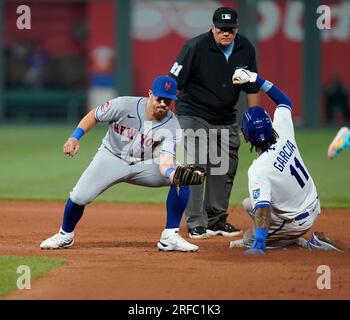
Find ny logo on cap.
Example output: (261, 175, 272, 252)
(165, 82, 171, 91)
(221, 13, 231, 20)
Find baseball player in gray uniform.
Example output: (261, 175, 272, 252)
(40, 75, 205, 252)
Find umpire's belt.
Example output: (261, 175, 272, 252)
(294, 212, 309, 221)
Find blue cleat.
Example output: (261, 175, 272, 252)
(328, 127, 350, 159)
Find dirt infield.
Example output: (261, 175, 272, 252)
(0, 200, 349, 300)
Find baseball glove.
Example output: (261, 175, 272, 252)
(172, 164, 206, 186)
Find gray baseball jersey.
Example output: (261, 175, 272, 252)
(69, 96, 181, 206)
(95, 96, 181, 164)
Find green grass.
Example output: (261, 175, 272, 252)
(0, 125, 348, 207)
(0, 256, 64, 296)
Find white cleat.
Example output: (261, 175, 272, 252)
(229, 238, 245, 248)
(40, 229, 74, 250)
(157, 228, 199, 252)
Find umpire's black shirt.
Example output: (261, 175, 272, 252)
(169, 31, 259, 125)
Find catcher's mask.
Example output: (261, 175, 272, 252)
(241, 106, 273, 144)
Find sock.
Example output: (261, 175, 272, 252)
(165, 185, 190, 229)
(61, 198, 85, 233)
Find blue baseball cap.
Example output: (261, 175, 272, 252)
(151, 76, 178, 100)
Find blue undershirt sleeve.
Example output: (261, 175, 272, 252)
(256, 76, 292, 109)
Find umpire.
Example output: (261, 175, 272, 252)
(169, 7, 259, 239)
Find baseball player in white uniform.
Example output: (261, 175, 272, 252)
(229, 69, 348, 254)
(40, 75, 205, 252)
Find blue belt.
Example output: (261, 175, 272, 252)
(295, 212, 309, 221)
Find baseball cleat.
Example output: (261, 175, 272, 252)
(207, 222, 242, 237)
(188, 226, 210, 239)
(297, 232, 349, 253)
(157, 229, 198, 252)
(40, 229, 74, 250)
(328, 126, 350, 159)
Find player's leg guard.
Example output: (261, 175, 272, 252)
(61, 198, 85, 233)
(165, 185, 190, 228)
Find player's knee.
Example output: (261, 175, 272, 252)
(70, 191, 93, 206)
(242, 197, 253, 212)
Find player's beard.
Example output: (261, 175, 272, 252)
(153, 105, 168, 121)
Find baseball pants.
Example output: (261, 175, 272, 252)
(242, 197, 321, 248)
(70, 146, 169, 206)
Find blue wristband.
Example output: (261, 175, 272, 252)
(255, 228, 268, 241)
(165, 167, 175, 179)
(70, 127, 85, 140)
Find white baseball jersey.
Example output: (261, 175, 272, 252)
(95, 96, 181, 164)
(248, 105, 318, 220)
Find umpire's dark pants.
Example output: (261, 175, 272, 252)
(178, 116, 240, 230)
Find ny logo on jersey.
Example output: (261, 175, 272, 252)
(253, 189, 260, 200)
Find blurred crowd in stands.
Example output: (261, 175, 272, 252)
(5, 39, 86, 90)
(323, 74, 350, 126)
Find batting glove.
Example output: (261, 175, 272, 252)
(245, 248, 265, 255)
(232, 68, 257, 84)
(245, 227, 267, 255)
(245, 239, 266, 255)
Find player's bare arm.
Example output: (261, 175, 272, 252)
(159, 152, 176, 183)
(63, 107, 97, 157)
(254, 207, 271, 230)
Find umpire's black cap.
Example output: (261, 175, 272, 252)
(213, 7, 239, 28)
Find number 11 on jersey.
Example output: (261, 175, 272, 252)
(290, 157, 309, 188)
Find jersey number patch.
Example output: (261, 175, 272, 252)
(170, 62, 183, 77)
(289, 157, 309, 188)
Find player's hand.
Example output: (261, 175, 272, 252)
(245, 248, 265, 255)
(232, 69, 257, 84)
(63, 138, 80, 157)
(244, 237, 266, 255)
